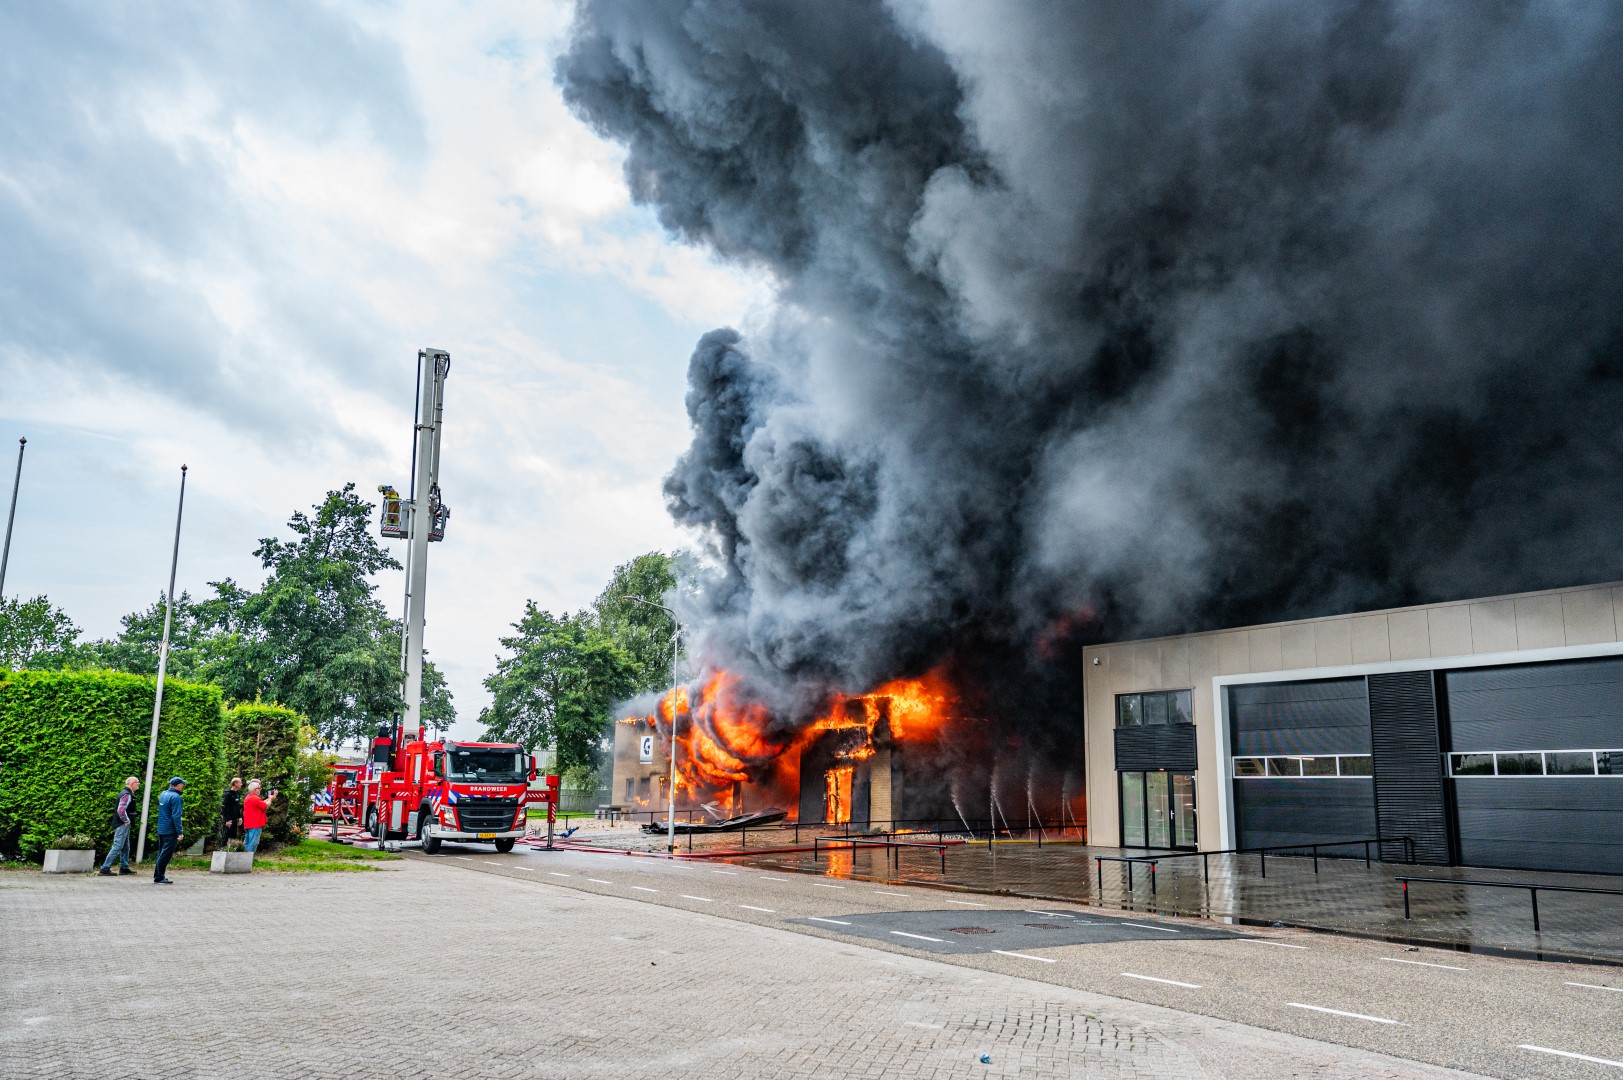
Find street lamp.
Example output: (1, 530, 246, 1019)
(626, 595, 682, 852)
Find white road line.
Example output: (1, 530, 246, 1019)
(1025, 910, 1075, 919)
(945, 899, 986, 907)
(737, 905, 776, 913)
(712, 870, 739, 875)
(481, 861, 504, 867)
(812, 883, 845, 889)
(1518, 1046, 1623, 1069)
(1121, 973, 1200, 988)
(995, 950, 1056, 964)
(587, 878, 612, 884)
(1120, 922, 1180, 933)
(679, 894, 714, 902)
(1286, 1003, 1401, 1025)
(514, 866, 535, 872)
(631, 886, 658, 893)
(890, 931, 945, 943)
(809, 917, 852, 926)
(1567, 981, 1623, 993)
(1381, 957, 1466, 971)
(1235, 938, 1307, 949)
(876, 891, 908, 897)
(548, 872, 571, 878)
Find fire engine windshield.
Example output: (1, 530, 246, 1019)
(445, 747, 528, 782)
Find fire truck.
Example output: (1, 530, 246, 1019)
(355, 723, 560, 854)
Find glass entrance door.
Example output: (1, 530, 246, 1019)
(1119, 771, 1198, 850)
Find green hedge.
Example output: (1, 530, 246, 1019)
(0, 669, 225, 860)
(224, 702, 303, 845)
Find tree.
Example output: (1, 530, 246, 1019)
(419, 656, 456, 736)
(480, 605, 637, 774)
(222, 703, 303, 846)
(592, 552, 679, 693)
(77, 591, 213, 681)
(199, 485, 406, 745)
(0, 595, 82, 670)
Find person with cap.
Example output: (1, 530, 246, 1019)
(99, 776, 140, 876)
(153, 776, 185, 884)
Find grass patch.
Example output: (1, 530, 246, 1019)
(168, 838, 404, 873)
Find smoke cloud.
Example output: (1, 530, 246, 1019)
(559, 1, 1623, 730)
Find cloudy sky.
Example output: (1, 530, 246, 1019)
(0, 1, 765, 738)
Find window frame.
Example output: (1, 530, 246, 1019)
(1116, 689, 1195, 729)
(1231, 754, 1373, 778)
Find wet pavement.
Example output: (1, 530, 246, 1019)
(562, 823, 1623, 963)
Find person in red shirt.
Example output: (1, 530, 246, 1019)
(241, 780, 277, 853)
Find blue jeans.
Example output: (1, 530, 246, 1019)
(101, 823, 131, 871)
(153, 834, 179, 881)
(243, 828, 263, 852)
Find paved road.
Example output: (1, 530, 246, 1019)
(0, 848, 1610, 1079)
(453, 843, 1623, 1078)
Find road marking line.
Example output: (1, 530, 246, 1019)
(1025, 910, 1075, 918)
(711, 870, 738, 875)
(809, 917, 852, 926)
(514, 866, 535, 872)
(631, 886, 658, 893)
(679, 894, 714, 902)
(812, 883, 845, 889)
(995, 950, 1056, 963)
(1121, 973, 1200, 988)
(548, 872, 571, 878)
(481, 861, 505, 867)
(1518, 1045, 1623, 1068)
(1235, 938, 1307, 949)
(1120, 922, 1180, 933)
(890, 931, 945, 943)
(587, 878, 612, 884)
(1381, 957, 1466, 971)
(1567, 982, 1623, 993)
(945, 899, 986, 907)
(876, 891, 908, 897)
(737, 905, 775, 913)
(1286, 1003, 1401, 1025)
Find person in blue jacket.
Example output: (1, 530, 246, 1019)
(153, 776, 185, 884)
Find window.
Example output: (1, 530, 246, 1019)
(1117, 690, 1193, 727)
(1231, 754, 1372, 778)
(638, 776, 651, 797)
(624, 778, 634, 801)
(1448, 749, 1622, 777)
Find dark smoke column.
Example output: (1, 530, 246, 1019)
(559, 0, 1623, 730)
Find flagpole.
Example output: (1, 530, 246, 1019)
(0, 437, 26, 600)
(136, 465, 188, 863)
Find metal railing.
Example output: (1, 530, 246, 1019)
(1096, 836, 1416, 896)
(811, 834, 958, 873)
(1397, 876, 1623, 932)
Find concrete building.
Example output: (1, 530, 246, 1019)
(1083, 581, 1623, 874)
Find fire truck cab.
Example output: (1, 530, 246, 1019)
(357, 725, 557, 854)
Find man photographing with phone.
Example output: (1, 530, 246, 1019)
(242, 780, 277, 853)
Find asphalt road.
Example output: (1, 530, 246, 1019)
(424, 840, 1623, 1079)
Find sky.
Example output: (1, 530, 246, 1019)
(0, 1, 768, 739)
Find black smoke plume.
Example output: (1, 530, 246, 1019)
(559, 2, 1623, 746)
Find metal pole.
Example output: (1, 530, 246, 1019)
(135, 465, 187, 863)
(0, 437, 25, 599)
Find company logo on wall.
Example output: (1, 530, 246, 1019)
(639, 735, 654, 764)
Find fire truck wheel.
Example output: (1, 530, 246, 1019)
(417, 806, 441, 854)
(364, 807, 379, 839)
(493, 838, 515, 854)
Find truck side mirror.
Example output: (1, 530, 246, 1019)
(529, 754, 538, 781)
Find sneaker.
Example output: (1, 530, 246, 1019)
(99, 868, 114, 876)
(118, 868, 134, 876)
(154, 878, 174, 885)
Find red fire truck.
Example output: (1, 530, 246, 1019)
(353, 724, 560, 854)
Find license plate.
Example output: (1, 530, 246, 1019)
(477, 832, 495, 839)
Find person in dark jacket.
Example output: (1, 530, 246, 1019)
(153, 776, 185, 885)
(219, 777, 243, 843)
(99, 776, 140, 876)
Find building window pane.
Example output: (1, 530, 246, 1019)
(1300, 756, 1338, 777)
(1171, 690, 1193, 725)
(1144, 693, 1169, 726)
(1545, 752, 1597, 776)
(1233, 757, 1265, 777)
(1117, 695, 1141, 727)
(1267, 757, 1302, 777)
(1120, 771, 1147, 847)
(1338, 755, 1373, 776)
(1495, 752, 1543, 776)
(1601, 751, 1619, 776)
(1450, 753, 1495, 776)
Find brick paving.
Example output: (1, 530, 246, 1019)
(0, 861, 1487, 1080)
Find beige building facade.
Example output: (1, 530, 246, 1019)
(1083, 581, 1623, 872)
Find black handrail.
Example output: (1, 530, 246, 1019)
(1397, 876, 1623, 932)
(1097, 836, 1414, 891)
(812, 834, 953, 873)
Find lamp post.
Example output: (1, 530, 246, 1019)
(626, 596, 681, 852)
(0, 437, 26, 600)
(136, 465, 188, 863)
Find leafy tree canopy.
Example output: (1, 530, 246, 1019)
(0, 595, 81, 670)
(592, 552, 680, 694)
(77, 591, 212, 682)
(480, 604, 637, 774)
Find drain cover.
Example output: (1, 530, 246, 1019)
(946, 926, 996, 935)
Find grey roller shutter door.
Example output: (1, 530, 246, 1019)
(1368, 671, 1450, 865)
